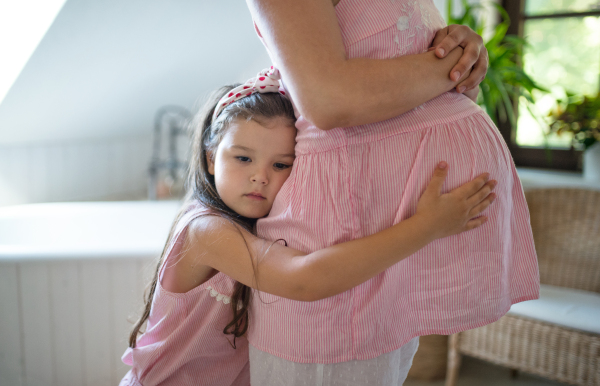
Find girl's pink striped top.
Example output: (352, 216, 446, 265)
(249, 0, 540, 363)
(120, 203, 250, 386)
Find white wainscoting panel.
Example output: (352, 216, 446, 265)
(81, 261, 112, 385)
(0, 136, 152, 207)
(20, 262, 55, 385)
(111, 260, 142, 381)
(0, 258, 154, 386)
(0, 263, 23, 386)
(50, 262, 84, 386)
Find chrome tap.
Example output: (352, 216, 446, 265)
(148, 105, 192, 200)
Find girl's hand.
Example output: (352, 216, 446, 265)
(416, 161, 496, 240)
(430, 25, 489, 95)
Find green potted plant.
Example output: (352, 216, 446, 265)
(548, 92, 600, 180)
(447, 0, 547, 127)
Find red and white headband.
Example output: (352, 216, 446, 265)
(212, 66, 287, 122)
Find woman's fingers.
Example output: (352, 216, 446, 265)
(432, 24, 488, 93)
(430, 26, 449, 52)
(463, 86, 480, 103)
(433, 25, 466, 58)
(433, 25, 483, 77)
(456, 46, 489, 93)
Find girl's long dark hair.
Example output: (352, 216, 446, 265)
(128, 84, 295, 349)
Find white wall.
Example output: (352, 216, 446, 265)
(0, 0, 497, 207)
(0, 0, 271, 207)
(0, 0, 270, 145)
(0, 136, 151, 206)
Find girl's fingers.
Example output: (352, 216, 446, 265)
(465, 216, 488, 231)
(453, 173, 489, 197)
(469, 193, 496, 218)
(425, 162, 449, 196)
(467, 180, 496, 206)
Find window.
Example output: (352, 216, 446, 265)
(501, 0, 600, 170)
(0, 0, 67, 106)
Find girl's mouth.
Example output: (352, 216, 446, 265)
(245, 193, 266, 200)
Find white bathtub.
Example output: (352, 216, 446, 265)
(0, 201, 181, 386)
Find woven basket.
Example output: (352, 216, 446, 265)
(446, 188, 600, 386)
(407, 334, 448, 381)
(452, 314, 600, 385)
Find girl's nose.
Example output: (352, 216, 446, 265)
(251, 169, 268, 185)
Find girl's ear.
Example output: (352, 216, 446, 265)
(206, 151, 215, 175)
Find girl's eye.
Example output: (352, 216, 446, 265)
(236, 156, 251, 163)
(274, 163, 291, 170)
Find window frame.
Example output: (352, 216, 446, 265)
(500, 0, 600, 171)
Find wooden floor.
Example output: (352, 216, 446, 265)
(405, 357, 569, 386)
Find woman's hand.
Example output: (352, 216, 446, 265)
(463, 86, 480, 103)
(430, 25, 489, 95)
(416, 162, 496, 240)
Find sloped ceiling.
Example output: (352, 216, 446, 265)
(0, 0, 271, 144)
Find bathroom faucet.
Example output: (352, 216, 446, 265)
(148, 105, 192, 200)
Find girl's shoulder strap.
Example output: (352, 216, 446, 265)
(158, 201, 215, 279)
(172, 201, 214, 236)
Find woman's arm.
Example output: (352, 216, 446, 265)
(165, 163, 496, 301)
(246, 0, 473, 130)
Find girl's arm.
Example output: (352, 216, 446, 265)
(246, 0, 476, 130)
(164, 163, 496, 301)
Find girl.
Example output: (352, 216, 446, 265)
(245, 0, 540, 384)
(120, 68, 496, 386)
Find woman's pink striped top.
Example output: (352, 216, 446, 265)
(120, 203, 250, 386)
(249, 0, 540, 363)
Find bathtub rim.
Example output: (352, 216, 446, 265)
(0, 200, 181, 262)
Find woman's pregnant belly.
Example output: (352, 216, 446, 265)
(251, 108, 536, 362)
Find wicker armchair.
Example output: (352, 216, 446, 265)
(445, 188, 600, 386)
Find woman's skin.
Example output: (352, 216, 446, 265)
(429, 25, 488, 93)
(247, 0, 488, 130)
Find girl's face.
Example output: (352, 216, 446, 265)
(207, 117, 296, 219)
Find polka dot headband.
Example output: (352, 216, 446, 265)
(212, 66, 287, 122)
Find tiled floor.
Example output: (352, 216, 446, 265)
(405, 357, 569, 386)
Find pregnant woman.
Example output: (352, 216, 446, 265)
(245, 0, 539, 384)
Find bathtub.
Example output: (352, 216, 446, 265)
(0, 201, 181, 386)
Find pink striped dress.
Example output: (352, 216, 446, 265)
(120, 203, 250, 386)
(249, 0, 539, 370)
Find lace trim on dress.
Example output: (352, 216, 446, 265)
(206, 286, 232, 304)
(207, 286, 245, 310)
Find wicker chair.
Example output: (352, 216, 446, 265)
(445, 188, 600, 386)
